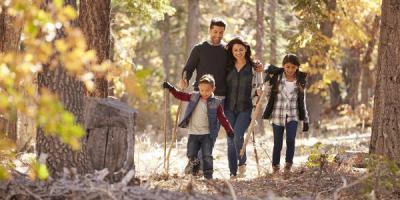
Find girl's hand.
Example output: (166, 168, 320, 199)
(254, 60, 264, 72)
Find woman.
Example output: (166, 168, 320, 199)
(225, 37, 263, 178)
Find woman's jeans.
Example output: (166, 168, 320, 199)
(225, 109, 251, 176)
(272, 121, 298, 167)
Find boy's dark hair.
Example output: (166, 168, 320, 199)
(199, 74, 216, 88)
(209, 18, 226, 29)
(282, 53, 300, 67)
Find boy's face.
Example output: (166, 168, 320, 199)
(208, 25, 225, 45)
(283, 62, 298, 78)
(198, 83, 215, 99)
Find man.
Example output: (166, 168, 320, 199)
(179, 18, 228, 175)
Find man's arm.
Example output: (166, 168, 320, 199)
(180, 45, 200, 89)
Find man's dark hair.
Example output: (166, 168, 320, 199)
(282, 53, 300, 67)
(199, 74, 216, 88)
(209, 18, 226, 29)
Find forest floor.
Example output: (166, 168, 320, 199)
(133, 116, 379, 199)
(7, 115, 399, 199)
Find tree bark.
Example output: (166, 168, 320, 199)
(361, 16, 380, 105)
(185, 0, 200, 57)
(308, 0, 336, 129)
(329, 81, 341, 110)
(268, 0, 277, 65)
(255, 0, 266, 134)
(255, 0, 265, 63)
(369, 0, 400, 165)
(36, 1, 92, 177)
(159, 15, 173, 133)
(0, 6, 22, 142)
(79, 0, 111, 98)
(343, 47, 361, 108)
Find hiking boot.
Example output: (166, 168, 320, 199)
(272, 165, 280, 176)
(185, 159, 200, 175)
(238, 165, 246, 177)
(284, 162, 292, 174)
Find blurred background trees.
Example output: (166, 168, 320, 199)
(1, 0, 392, 179)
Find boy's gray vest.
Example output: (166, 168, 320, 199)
(178, 92, 221, 135)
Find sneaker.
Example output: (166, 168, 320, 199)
(238, 165, 246, 177)
(230, 174, 237, 180)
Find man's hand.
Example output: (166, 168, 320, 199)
(303, 122, 309, 132)
(178, 79, 188, 90)
(162, 81, 174, 90)
(254, 59, 264, 72)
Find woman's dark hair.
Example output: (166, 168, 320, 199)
(209, 18, 226, 29)
(282, 53, 300, 67)
(226, 36, 254, 67)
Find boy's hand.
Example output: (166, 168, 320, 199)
(303, 122, 309, 132)
(162, 81, 174, 90)
(227, 131, 234, 138)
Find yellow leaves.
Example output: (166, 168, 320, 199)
(28, 160, 49, 181)
(37, 89, 84, 150)
(124, 74, 146, 100)
(58, 5, 78, 22)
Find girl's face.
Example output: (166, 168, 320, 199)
(283, 62, 298, 78)
(232, 44, 246, 61)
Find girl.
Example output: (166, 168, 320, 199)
(262, 54, 309, 175)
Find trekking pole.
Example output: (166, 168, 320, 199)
(240, 81, 271, 158)
(252, 130, 261, 176)
(163, 87, 168, 173)
(166, 71, 186, 172)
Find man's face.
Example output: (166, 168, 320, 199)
(209, 25, 225, 45)
(198, 83, 215, 99)
(283, 62, 298, 78)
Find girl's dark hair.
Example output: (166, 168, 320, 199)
(282, 53, 300, 67)
(209, 18, 226, 29)
(226, 36, 254, 67)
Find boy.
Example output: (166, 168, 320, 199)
(163, 74, 234, 179)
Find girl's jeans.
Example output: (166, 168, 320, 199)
(272, 121, 298, 166)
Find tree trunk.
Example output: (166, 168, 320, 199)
(308, 0, 336, 129)
(255, 0, 265, 63)
(329, 81, 341, 110)
(254, 0, 266, 134)
(361, 16, 380, 105)
(369, 0, 400, 165)
(79, 0, 111, 98)
(185, 0, 200, 57)
(159, 15, 173, 133)
(0, 6, 22, 142)
(37, 1, 92, 177)
(268, 0, 277, 65)
(343, 47, 361, 108)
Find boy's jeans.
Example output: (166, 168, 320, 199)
(272, 121, 298, 167)
(225, 109, 251, 176)
(187, 134, 213, 178)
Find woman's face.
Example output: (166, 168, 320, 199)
(232, 43, 246, 61)
(283, 62, 298, 78)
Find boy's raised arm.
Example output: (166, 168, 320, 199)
(163, 82, 191, 101)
